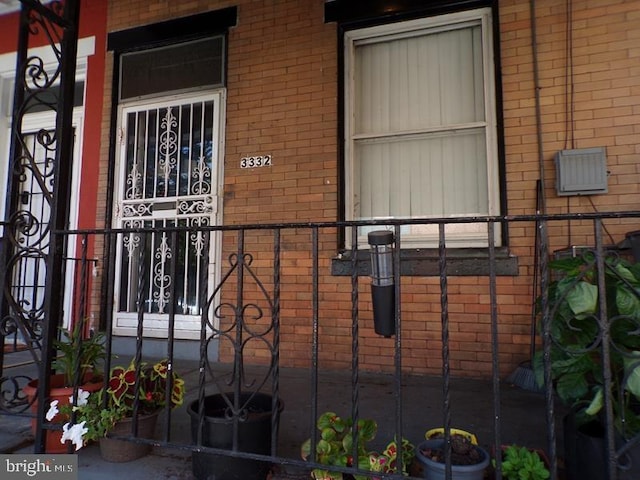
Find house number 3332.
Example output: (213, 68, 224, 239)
(240, 155, 272, 168)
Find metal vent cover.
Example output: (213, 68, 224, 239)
(555, 147, 608, 196)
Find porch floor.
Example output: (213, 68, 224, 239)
(1, 350, 564, 479)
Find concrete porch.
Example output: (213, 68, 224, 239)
(0, 348, 562, 480)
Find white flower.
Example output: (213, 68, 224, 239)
(69, 388, 90, 407)
(61, 421, 88, 451)
(46, 400, 59, 421)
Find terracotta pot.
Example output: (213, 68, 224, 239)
(22, 373, 104, 453)
(99, 412, 159, 462)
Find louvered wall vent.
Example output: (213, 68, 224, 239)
(555, 147, 608, 196)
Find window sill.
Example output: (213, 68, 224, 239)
(331, 248, 519, 276)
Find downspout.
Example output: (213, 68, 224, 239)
(530, 0, 546, 215)
(530, 3, 556, 480)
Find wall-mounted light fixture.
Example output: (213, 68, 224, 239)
(368, 230, 395, 337)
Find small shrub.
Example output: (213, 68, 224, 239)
(497, 445, 550, 480)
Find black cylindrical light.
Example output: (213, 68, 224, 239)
(368, 230, 395, 337)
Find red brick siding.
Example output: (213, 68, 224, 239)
(100, 0, 640, 378)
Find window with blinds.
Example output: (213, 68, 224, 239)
(344, 8, 500, 248)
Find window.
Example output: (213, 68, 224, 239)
(119, 36, 224, 101)
(344, 8, 500, 247)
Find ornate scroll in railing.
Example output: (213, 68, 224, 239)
(192, 228, 281, 458)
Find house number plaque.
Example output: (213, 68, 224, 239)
(240, 155, 272, 169)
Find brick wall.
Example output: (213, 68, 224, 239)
(99, 0, 640, 378)
(501, 0, 640, 242)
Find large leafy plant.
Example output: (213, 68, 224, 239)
(535, 254, 640, 438)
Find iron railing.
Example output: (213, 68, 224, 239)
(2, 213, 640, 479)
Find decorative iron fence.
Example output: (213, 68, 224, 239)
(2, 213, 640, 480)
(4, 2, 640, 479)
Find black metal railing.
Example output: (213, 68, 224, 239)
(2, 212, 640, 479)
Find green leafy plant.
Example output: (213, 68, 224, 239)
(368, 437, 415, 476)
(47, 359, 185, 450)
(534, 254, 640, 438)
(301, 412, 376, 480)
(496, 445, 550, 480)
(52, 322, 105, 386)
(300, 412, 414, 480)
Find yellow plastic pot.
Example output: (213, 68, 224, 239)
(425, 428, 478, 445)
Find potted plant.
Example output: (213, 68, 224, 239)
(414, 432, 490, 480)
(368, 437, 415, 478)
(187, 390, 284, 480)
(46, 358, 185, 462)
(22, 322, 105, 452)
(425, 428, 478, 445)
(534, 254, 640, 479)
(300, 411, 414, 480)
(492, 445, 550, 480)
(51, 323, 106, 386)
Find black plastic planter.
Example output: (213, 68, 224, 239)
(188, 392, 283, 480)
(564, 410, 640, 480)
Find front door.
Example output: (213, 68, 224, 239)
(113, 92, 222, 339)
(5, 111, 83, 349)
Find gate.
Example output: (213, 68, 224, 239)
(0, 0, 81, 453)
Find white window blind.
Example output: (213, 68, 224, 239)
(345, 9, 500, 247)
